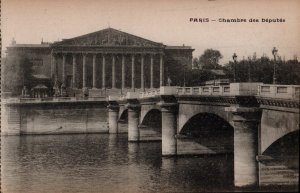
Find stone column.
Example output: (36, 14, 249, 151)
(150, 54, 154, 88)
(127, 102, 140, 142)
(108, 103, 119, 134)
(92, 54, 97, 89)
(102, 54, 106, 89)
(72, 54, 77, 88)
(159, 99, 178, 156)
(62, 54, 66, 86)
(141, 54, 144, 90)
(51, 53, 54, 78)
(82, 54, 87, 88)
(112, 54, 116, 89)
(228, 107, 261, 187)
(131, 54, 135, 90)
(52, 54, 58, 80)
(160, 54, 164, 86)
(122, 55, 125, 90)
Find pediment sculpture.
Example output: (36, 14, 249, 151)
(55, 28, 162, 47)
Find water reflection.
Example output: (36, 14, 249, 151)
(2, 134, 235, 193)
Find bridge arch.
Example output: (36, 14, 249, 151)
(260, 110, 299, 154)
(140, 106, 161, 125)
(179, 113, 234, 153)
(118, 108, 128, 121)
(178, 104, 233, 133)
(262, 130, 299, 156)
(140, 109, 162, 130)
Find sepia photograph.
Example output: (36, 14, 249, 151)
(1, 0, 299, 192)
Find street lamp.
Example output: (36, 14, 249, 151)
(232, 53, 237, 83)
(248, 56, 251, 82)
(183, 68, 186, 87)
(272, 47, 278, 84)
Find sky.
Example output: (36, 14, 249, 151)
(2, 0, 300, 64)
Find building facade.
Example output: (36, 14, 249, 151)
(5, 28, 194, 97)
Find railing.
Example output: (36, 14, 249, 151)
(2, 96, 106, 104)
(176, 85, 231, 96)
(258, 84, 300, 99)
(133, 83, 271, 99)
(139, 89, 160, 98)
(10, 84, 296, 103)
(118, 95, 127, 101)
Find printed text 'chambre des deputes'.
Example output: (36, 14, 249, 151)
(190, 18, 286, 23)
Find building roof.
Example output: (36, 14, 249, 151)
(52, 27, 165, 47)
(210, 69, 226, 76)
(165, 46, 193, 50)
(6, 28, 193, 51)
(31, 84, 48, 90)
(33, 74, 50, 79)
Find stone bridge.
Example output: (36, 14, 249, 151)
(107, 83, 299, 187)
(2, 83, 299, 187)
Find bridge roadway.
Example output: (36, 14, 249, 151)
(2, 83, 299, 187)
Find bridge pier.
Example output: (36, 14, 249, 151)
(127, 102, 141, 142)
(159, 97, 178, 156)
(230, 107, 261, 188)
(107, 103, 119, 134)
(1, 105, 21, 135)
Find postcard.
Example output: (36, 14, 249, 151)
(1, 0, 299, 192)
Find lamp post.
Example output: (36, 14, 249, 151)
(232, 53, 237, 83)
(183, 68, 186, 87)
(272, 47, 278, 84)
(248, 56, 251, 82)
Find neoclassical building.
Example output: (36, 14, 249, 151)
(5, 28, 194, 97)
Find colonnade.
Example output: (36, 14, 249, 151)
(52, 53, 164, 89)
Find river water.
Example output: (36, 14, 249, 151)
(1, 134, 236, 193)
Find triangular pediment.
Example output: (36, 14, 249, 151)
(53, 28, 164, 47)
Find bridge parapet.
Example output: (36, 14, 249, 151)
(2, 96, 106, 105)
(177, 85, 230, 96)
(123, 87, 177, 100)
(121, 83, 261, 100)
(257, 84, 300, 100)
(109, 83, 300, 103)
(139, 89, 160, 98)
(177, 83, 262, 96)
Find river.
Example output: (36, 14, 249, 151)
(1, 133, 235, 193)
(1, 133, 298, 193)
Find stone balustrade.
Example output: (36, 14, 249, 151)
(135, 83, 262, 99)
(139, 89, 161, 98)
(177, 85, 231, 96)
(4, 84, 299, 104)
(2, 96, 106, 104)
(257, 84, 300, 99)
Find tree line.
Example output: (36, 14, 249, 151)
(190, 49, 300, 85)
(1, 54, 36, 96)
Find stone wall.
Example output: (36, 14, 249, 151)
(1, 102, 109, 135)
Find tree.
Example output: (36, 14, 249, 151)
(193, 49, 223, 69)
(223, 54, 300, 84)
(276, 59, 300, 84)
(185, 69, 215, 86)
(2, 54, 35, 96)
